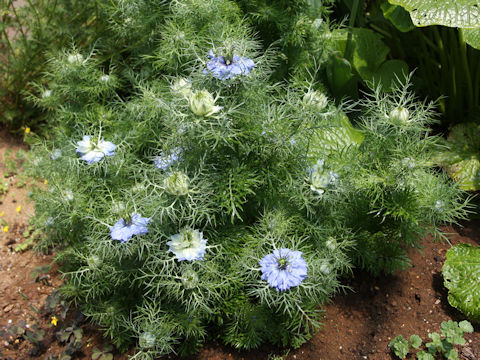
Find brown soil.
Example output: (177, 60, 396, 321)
(1, 128, 479, 360)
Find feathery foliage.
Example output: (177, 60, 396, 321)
(26, 0, 468, 356)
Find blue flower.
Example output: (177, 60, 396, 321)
(204, 50, 255, 80)
(110, 213, 150, 242)
(154, 147, 182, 171)
(260, 248, 307, 291)
(76, 135, 116, 164)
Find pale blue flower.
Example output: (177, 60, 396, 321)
(167, 228, 207, 261)
(204, 50, 255, 80)
(260, 248, 307, 291)
(76, 135, 116, 164)
(154, 147, 182, 171)
(110, 212, 150, 242)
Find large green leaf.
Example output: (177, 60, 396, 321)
(443, 157, 480, 190)
(310, 113, 365, 154)
(371, 59, 409, 91)
(381, 2, 416, 32)
(350, 28, 390, 80)
(443, 244, 480, 323)
(464, 28, 480, 50)
(388, 0, 480, 28)
(433, 123, 480, 190)
(326, 52, 359, 100)
(330, 28, 391, 82)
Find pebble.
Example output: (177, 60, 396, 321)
(3, 304, 13, 313)
(435, 299, 441, 305)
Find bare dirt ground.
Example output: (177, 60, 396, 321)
(1, 128, 479, 359)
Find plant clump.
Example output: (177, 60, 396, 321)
(27, 0, 468, 357)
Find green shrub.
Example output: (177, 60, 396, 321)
(27, 0, 468, 357)
(0, 0, 103, 129)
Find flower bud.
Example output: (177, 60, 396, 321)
(319, 261, 332, 275)
(303, 90, 328, 111)
(171, 78, 192, 98)
(326, 237, 337, 251)
(62, 190, 74, 202)
(67, 53, 84, 64)
(389, 106, 410, 123)
(50, 149, 62, 160)
(181, 269, 199, 289)
(189, 90, 222, 117)
(164, 171, 189, 196)
(111, 201, 126, 214)
(435, 200, 445, 212)
(87, 255, 102, 269)
(139, 332, 156, 348)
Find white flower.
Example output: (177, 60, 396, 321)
(100, 75, 110, 82)
(42, 90, 52, 99)
(75, 135, 116, 164)
(167, 228, 207, 261)
(62, 190, 74, 202)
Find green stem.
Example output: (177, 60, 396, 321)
(448, 28, 459, 122)
(344, 0, 363, 62)
(458, 28, 474, 111)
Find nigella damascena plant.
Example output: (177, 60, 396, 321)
(189, 90, 222, 117)
(204, 49, 255, 80)
(154, 147, 182, 171)
(163, 171, 189, 196)
(260, 248, 308, 291)
(308, 159, 339, 195)
(110, 213, 151, 243)
(167, 228, 207, 261)
(76, 135, 116, 164)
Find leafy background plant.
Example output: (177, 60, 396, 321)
(443, 244, 480, 323)
(0, 0, 105, 130)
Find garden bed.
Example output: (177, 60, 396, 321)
(1, 128, 478, 360)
